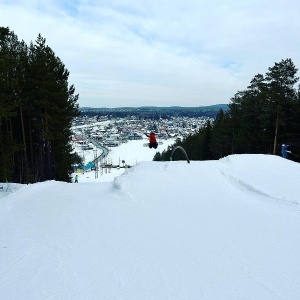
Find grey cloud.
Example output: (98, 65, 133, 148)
(1, 0, 300, 107)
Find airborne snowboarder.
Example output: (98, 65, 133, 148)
(145, 132, 158, 149)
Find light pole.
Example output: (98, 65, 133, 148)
(93, 148, 97, 179)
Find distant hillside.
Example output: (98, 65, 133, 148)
(80, 104, 228, 119)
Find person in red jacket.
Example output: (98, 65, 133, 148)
(145, 132, 158, 149)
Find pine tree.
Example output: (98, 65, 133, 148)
(27, 34, 79, 181)
(265, 59, 299, 154)
(0, 27, 25, 182)
(152, 59, 300, 162)
(0, 28, 79, 183)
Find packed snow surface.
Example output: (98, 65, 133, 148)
(1, 154, 300, 299)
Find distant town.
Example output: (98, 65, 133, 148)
(71, 106, 225, 171)
(72, 114, 215, 148)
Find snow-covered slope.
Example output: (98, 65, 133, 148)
(1, 154, 300, 299)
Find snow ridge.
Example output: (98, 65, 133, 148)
(1, 154, 300, 299)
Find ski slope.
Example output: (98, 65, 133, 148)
(1, 154, 300, 299)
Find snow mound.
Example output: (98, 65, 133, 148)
(218, 154, 300, 205)
(1, 154, 300, 299)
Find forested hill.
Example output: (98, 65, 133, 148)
(80, 104, 228, 119)
(0, 27, 79, 184)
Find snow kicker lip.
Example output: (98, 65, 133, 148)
(218, 169, 299, 207)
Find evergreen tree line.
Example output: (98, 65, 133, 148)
(0, 27, 80, 183)
(154, 59, 300, 163)
(80, 105, 227, 119)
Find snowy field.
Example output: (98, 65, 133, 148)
(73, 138, 176, 183)
(1, 149, 300, 299)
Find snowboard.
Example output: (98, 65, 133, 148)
(143, 142, 163, 147)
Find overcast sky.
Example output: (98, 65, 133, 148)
(1, 0, 300, 108)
